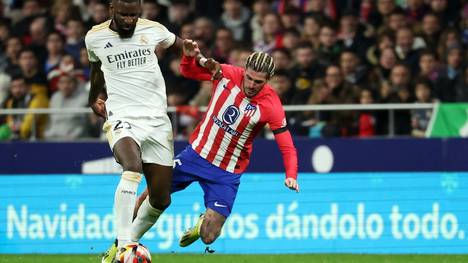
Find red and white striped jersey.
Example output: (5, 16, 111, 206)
(180, 56, 289, 174)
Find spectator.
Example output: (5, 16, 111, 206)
(316, 22, 342, 65)
(338, 10, 372, 59)
(253, 12, 283, 53)
(269, 69, 293, 104)
(44, 74, 88, 139)
(419, 12, 441, 50)
(434, 44, 464, 102)
(47, 53, 86, 94)
(383, 9, 407, 35)
(358, 88, 377, 137)
(304, 0, 328, 18)
(405, 0, 429, 24)
(289, 43, 322, 105)
(368, 0, 397, 31)
(142, 0, 166, 22)
(389, 63, 413, 135)
(193, 16, 216, 49)
(429, 0, 458, 28)
(372, 47, 398, 84)
(271, 47, 293, 70)
(417, 49, 440, 82)
(16, 48, 48, 96)
(395, 26, 424, 72)
(228, 47, 252, 67)
(78, 47, 90, 80)
(44, 31, 65, 74)
(165, 56, 199, 106)
(280, 5, 302, 31)
(166, 0, 193, 34)
(221, 0, 251, 44)
(3, 36, 23, 75)
(84, 1, 109, 30)
(411, 79, 434, 137)
(437, 28, 462, 61)
(64, 19, 85, 62)
(250, 0, 272, 43)
(27, 16, 49, 65)
(282, 28, 301, 52)
(179, 21, 194, 40)
(339, 49, 369, 89)
(302, 14, 322, 48)
(366, 30, 395, 66)
(51, 1, 78, 35)
(212, 27, 235, 63)
(1, 74, 49, 139)
(11, 0, 44, 40)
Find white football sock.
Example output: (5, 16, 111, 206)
(115, 171, 141, 248)
(131, 196, 163, 242)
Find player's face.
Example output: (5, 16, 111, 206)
(111, 0, 141, 38)
(242, 68, 268, 98)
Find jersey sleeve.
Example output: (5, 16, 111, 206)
(268, 93, 298, 179)
(179, 55, 212, 81)
(155, 23, 176, 49)
(274, 130, 298, 179)
(84, 34, 100, 62)
(267, 93, 287, 132)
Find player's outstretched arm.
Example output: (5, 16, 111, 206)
(167, 36, 184, 53)
(180, 39, 221, 81)
(274, 129, 299, 193)
(88, 61, 107, 118)
(183, 40, 222, 80)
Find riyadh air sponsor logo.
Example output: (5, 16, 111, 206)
(222, 105, 240, 125)
(212, 115, 240, 137)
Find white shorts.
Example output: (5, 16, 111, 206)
(103, 116, 174, 166)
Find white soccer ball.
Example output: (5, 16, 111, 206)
(116, 243, 152, 263)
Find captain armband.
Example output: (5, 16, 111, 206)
(272, 126, 288, 135)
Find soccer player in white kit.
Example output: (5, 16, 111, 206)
(84, 0, 183, 261)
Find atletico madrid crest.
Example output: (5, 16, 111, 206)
(244, 103, 257, 117)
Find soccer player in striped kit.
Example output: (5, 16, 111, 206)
(131, 39, 299, 248)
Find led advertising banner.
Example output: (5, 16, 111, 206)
(1, 172, 466, 254)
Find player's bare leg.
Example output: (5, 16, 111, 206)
(180, 208, 226, 247)
(131, 163, 172, 242)
(102, 137, 142, 263)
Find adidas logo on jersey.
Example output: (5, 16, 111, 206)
(104, 42, 113, 49)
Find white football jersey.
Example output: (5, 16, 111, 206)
(85, 19, 176, 120)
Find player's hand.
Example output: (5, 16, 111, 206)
(182, 39, 200, 57)
(205, 58, 222, 80)
(91, 98, 107, 118)
(284, 178, 299, 193)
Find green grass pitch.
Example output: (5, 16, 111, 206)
(2, 254, 468, 263)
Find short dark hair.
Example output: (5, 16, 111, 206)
(10, 73, 25, 82)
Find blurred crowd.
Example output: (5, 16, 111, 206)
(0, 0, 467, 141)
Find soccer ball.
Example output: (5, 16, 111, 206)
(116, 243, 152, 263)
